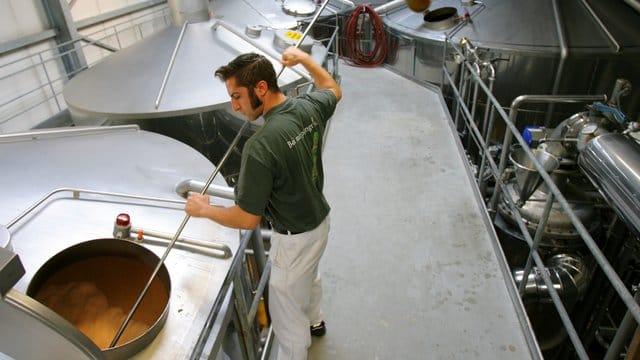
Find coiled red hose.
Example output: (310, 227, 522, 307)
(343, 4, 388, 67)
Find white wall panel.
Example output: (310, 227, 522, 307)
(0, 1, 47, 41)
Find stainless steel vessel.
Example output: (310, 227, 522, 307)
(27, 239, 171, 359)
(0, 126, 238, 359)
(64, 0, 342, 125)
(382, 0, 640, 125)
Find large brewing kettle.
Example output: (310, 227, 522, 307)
(26, 238, 171, 360)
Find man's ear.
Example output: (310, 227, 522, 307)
(255, 80, 268, 96)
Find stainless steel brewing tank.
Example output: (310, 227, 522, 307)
(64, 0, 342, 126)
(382, 0, 640, 125)
(63, 20, 309, 125)
(0, 126, 238, 359)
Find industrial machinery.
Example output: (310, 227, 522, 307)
(445, 24, 640, 357)
(494, 80, 639, 357)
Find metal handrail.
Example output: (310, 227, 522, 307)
(189, 228, 271, 359)
(0, 7, 171, 126)
(443, 34, 640, 359)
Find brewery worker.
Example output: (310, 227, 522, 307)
(185, 46, 342, 360)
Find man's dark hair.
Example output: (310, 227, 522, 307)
(215, 53, 280, 92)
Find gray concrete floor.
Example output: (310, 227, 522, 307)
(294, 63, 542, 359)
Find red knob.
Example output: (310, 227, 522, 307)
(116, 213, 130, 226)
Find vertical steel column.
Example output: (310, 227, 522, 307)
(40, 0, 88, 79)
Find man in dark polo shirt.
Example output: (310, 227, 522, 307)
(185, 46, 342, 360)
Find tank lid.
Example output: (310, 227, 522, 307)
(282, 0, 316, 16)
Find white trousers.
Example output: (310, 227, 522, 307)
(269, 216, 330, 360)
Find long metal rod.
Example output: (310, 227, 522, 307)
(579, 0, 621, 53)
(276, 0, 332, 78)
(154, 20, 188, 109)
(109, 120, 250, 347)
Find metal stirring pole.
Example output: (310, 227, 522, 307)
(109, 120, 248, 347)
(110, 0, 332, 348)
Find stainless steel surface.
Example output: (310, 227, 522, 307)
(245, 24, 263, 38)
(0, 126, 238, 359)
(276, 0, 332, 77)
(383, 0, 640, 122)
(579, 132, 640, 237)
(210, 0, 343, 30)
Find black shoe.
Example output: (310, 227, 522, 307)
(310, 321, 326, 337)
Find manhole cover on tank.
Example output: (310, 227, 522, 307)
(282, 0, 317, 16)
(423, 7, 459, 30)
